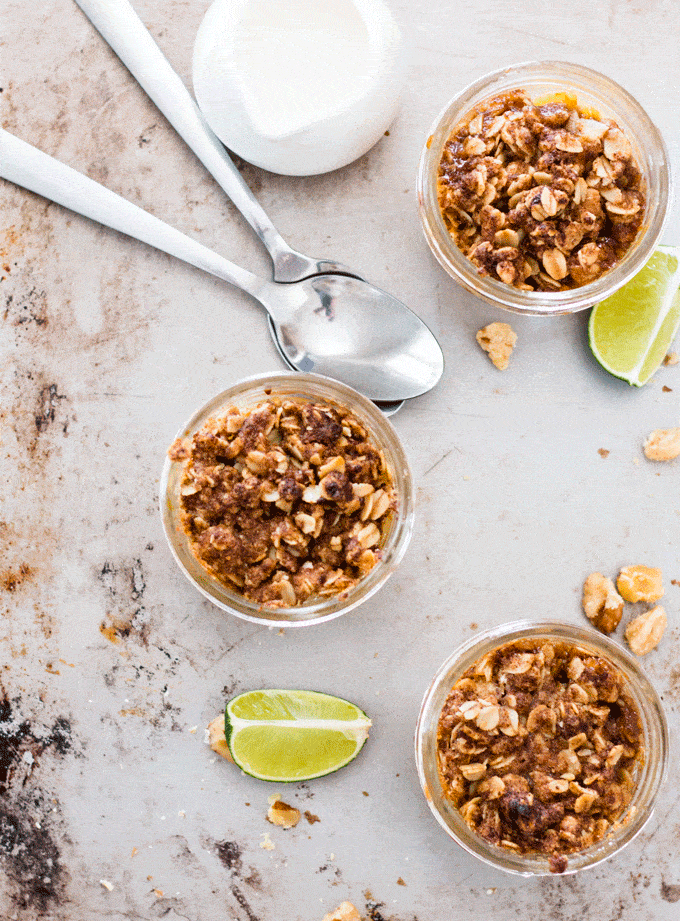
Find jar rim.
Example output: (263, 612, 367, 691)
(160, 371, 415, 626)
(417, 60, 671, 315)
(414, 619, 669, 876)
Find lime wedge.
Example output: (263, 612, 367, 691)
(225, 689, 371, 782)
(589, 246, 680, 386)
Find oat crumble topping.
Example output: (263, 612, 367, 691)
(169, 397, 396, 608)
(437, 639, 644, 872)
(438, 89, 645, 291)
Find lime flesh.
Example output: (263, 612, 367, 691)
(589, 246, 680, 386)
(225, 689, 371, 782)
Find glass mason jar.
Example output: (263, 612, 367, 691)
(415, 620, 668, 876)
(160, 372, 414, 626)
(417, 61, 670, 315)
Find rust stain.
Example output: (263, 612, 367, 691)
(99, 622, 122, 645)
(1, 564, 33, 592)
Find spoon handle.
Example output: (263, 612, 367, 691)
(74, 0, 300, 275)
(0, 128, 267, 301)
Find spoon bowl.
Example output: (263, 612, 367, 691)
(262, 273, 443, 401)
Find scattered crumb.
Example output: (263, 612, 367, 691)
(321, 902, 361, 921)
(633, 457, 641, 466)
(662, 386, 673, 392)
(260, 832, 275, 851)
(470, 621, 478, 629)
(154, 889, 164, 898)
(278, 628, 285, 636)
(663, 351, 679, 366)
(672, 579, 679, 587)
(362, 791, 369, 797)
(476, 322, 517, 370)
(131, 848, 138, 858)
(625, 605, 667, 655)
(397, 877, 406, 886)
(644, 427, 680, 461)
(598, 448, 610, 458)
(100, 880, 114, 892)
(304, 810, 321, 824)
(188, 726, 198, 733)
(582, 572, 623, 633)
(207, 715, 233, 761)
(267, 797, 301, 828)
(178, 810, 186, 818)
(617, 566, 664, 603)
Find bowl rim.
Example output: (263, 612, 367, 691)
(417, 59, 672, 315)
(159, 371, 415, 627)
(414, 618, 669, 876)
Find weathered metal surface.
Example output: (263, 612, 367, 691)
(1, 1, 679, 919)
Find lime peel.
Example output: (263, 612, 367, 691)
(589, 245, 680, 386)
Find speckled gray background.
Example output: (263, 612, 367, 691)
(1, 1, 679, 919)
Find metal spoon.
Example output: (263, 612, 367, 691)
(73, 0, 435, 410)
(72, 0, 378, 285)
(0, 129, 442, 401)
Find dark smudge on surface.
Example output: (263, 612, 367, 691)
(0, 686, 75, 916)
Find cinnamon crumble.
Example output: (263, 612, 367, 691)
(438, 89, 645, 291)
(168, 397, 396, 608)
(437, 638, 644, 872)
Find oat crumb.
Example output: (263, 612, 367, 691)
(643, 427, 680, 461)
(100, 880, 114, 892)
(663, 352, 679, 366)
(617, 566, 663, 603)
(207, 715, 233, 761)
(625, 606, 667, 655)
(321, 902, 361, 921)
(267, 797, 301, 828)
(582, 572, 624, 633)
(476, 322, 517, 370)
(260, 832, 275, 851)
